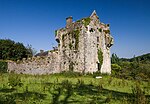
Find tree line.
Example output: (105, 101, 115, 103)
(111, 53, 150, 81)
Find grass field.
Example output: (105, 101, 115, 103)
(0, 73, 150, 104)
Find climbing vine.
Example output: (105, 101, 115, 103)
(98, 48, 103, 67)
(83, 17, 91, 27)
(72, 30, 80, 50)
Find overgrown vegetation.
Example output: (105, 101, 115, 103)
(83, 17, 91, 27)
(98, 48, 103, 68)
(0, 39, 34, 61)
(131, 82, 148, 104)
(62, 30, 79, 50)
(8, 74, 23, 89)
(111, 53, 150, 81)
(72, 30, 80, 50)
(0, 73, 149, 104)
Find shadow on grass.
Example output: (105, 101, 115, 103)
(74, 83, 150, 103)
(0, 88, 15, 93)
(0, 91, 47, 104)
(0, 94, 16, 104)
(13, 91, 47, 100)
(50, 80, 82, 104)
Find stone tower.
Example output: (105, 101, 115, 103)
(55, 10, 114, 74)
(7, 10, 114, 75)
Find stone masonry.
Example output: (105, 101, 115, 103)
(8, 10, 114, 75)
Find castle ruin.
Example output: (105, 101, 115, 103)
(8, 10, 114, 75)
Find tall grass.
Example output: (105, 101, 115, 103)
(0, 73, 149, 104)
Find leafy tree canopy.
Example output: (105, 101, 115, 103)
(0, 39, 34, 61)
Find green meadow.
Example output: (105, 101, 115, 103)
(0, 72, 149, 104)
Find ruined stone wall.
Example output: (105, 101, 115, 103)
(99, 23, 113, 74)
(8, 51, 60, 75)
(7, 11, 114, 75)
(55, 11, 114, 74)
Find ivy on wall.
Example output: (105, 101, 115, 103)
(98, 48, 103, 68)
(73, 30, 80, 50)
(83, 17, 91, 27)
(70, 30, 80, 50)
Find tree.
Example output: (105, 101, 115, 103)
(26, 44, 37, 56)
(111, 53, 119, 64)
(0, 39, 33, 61)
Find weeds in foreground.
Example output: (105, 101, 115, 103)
(131, 82, 148, 104)
(0, 73, 149, 104)
(8, 74, 23, 89)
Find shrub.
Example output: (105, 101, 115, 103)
(92, 71, 102, 78)
(111, 64, 121, 75)
(0, 60, 7, 73)
(111, 53, 120, 64)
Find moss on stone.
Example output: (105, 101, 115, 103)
(83, 17, 91, 27)
(98, 48, 103, 67)
(98, 28, 102, 32)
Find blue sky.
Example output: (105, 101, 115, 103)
(0, 0, 150, 58)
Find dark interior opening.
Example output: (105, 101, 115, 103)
(98, 63, 100, 71)
(56, 38, 60, 43)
